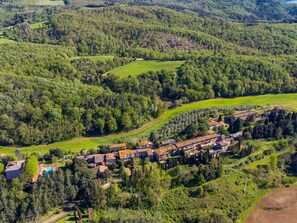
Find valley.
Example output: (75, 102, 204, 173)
(0, 1, 296, 223)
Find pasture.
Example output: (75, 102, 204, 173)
(70, 55, 114, 62)
(36, 0, 64, 5)
(1, 93, 297, 155)
(30, 21, 48, 29)
(108, 60, 185, 78)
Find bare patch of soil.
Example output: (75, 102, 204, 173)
(247, 186, 297, 223)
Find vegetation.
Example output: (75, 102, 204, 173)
(108, 60, 184, 78)
(0, 2, 296, 223)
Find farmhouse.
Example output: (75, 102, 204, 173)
(160, 139, 176, 146)
(136, 140, 153, 149)
(86, 154, 105, 165)
(175, 134, 220, 152)
(227, 111, 259, 123)
(109, 143, 127, 152)
(132, 148, 154, 160)
(5, 160, 25, 180)
(105, 153, 116, 164)
(119, 149, 133, 161)
(154, 144, 178, 162)
(206, 120, 227, 130)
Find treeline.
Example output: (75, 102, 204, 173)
(0, 72, 165, 146)
(115, 0, 297, 22)
(103, 53, 296, 101)
(243, 110, 297, 140)
(5, 6, 297, 55)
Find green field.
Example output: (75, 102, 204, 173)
(70, 55, 114, 62)
(0, 38, 14, 44)
(36, 0, 64, 5)
(108, 60, 185, 78)
(1, 93, 297, 156)
(30, 21, 48, 29)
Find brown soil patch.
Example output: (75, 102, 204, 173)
(246, 186, 297, 223)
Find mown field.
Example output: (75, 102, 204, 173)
(0, 93, 296, 156)
(70, 55, 114, 62)
(36, 0, 64, 5)
(108, 60, 185, 78)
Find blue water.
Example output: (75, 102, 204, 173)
(44, 167, 54, 173)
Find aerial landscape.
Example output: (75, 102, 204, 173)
(0, 0, 296, 222)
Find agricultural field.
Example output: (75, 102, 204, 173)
(70, 55, 114, 62)
(108, 60, 185, 78)
(1, 93, 297, 156)
(36, 0, 64, 5)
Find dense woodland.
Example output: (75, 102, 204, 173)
(0, 5, 296, 146)
(0, 0, 297, 223)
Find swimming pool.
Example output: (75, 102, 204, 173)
(44, 167, 54, 173)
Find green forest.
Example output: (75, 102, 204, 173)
(0, 1, 297, 222)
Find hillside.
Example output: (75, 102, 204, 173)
(0, 6, 296, 147)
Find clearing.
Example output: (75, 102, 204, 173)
(70, 55, 114, 62)
(36, 0, 64, 6)
(1, 93, 297, 155)
(246, 186, 297, 223)
(108, 60, 185, 78)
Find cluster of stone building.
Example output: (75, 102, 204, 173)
(4, 110, 263, 179)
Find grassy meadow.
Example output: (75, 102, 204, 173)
(30, 21, 48, 29)
(1, 93, 297, 156)
(70, 55, 114, 62)
(108, 60, 185, 78)
(36, 0, 64, 5)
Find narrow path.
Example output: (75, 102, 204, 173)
(39, 211, 68, 223)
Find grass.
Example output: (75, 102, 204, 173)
(1, 93, 297, 156)
(36, 0, 64, 5)
(0, 38, 14, 44)
(70, 55, 114, 62)
(30, 21, 48, 29)
(108, 60, 185, 78)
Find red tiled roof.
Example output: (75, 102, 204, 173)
(119, 150, 132, 159)
(175, 134, 219, 148)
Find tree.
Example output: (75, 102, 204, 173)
(95, 118, 105, 134)
(49, 148, 64, 159)
(107, 117, 118, 133)
(0, 162, 4, 173)
(121, 112, 132, 130)
(269, 154, 277, 171)
(23, 156, 38, 179)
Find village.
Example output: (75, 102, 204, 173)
(3, 109, 267, 181)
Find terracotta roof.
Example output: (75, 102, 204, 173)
(206, 120, 226, 127)
(217, 141, 229, 147)
(98, 165, 108, 173)
(161, 139, 176, 145)
(137, 140, 152, 147)
(175, 134, 219, 149)
(232, 111, 258, 120)
(105, 153, 116, 160)
(154, 144, 177, 156)
(110, 143, 126, 149)
(119, 149, 133, 159)
(132, 148, 154, 156)
(93, 154, 105, 163)
(5, 160, 25, 172)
